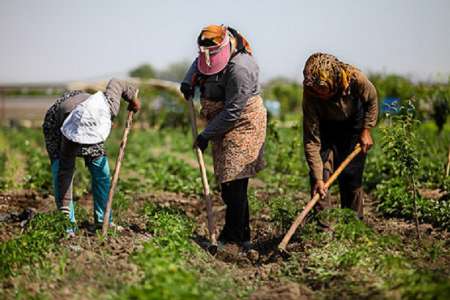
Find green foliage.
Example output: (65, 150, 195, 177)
(111, 189, 132, 223)
(1, 86, 449, 299)
(120, 204, 231, 300)
(282, 208, 450, 299)
(158, 60, 191, 82)
(0, 151, 8, 189)
(319, 208, 374, 241)
(129, 64, 157, 79)
(369, 73, 450, 121)
(258, 121, 309, 192)
(269, 195, 300, 232)
(23, 141, 53, 191)
(365, 101, 450, 229)
(0, 212, 70, 279)
(115, 84, 189, 129)
(263, 77, 302, 118)
(369, 74, 416, 100)
(248, 188, 264, 215)
(114, 202, 243, 299)
(375, 177, 450, 229)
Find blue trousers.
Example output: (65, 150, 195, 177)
(51, 155, 112, 224)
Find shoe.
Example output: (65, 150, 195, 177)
(66, 228, 76, 238)
(92, 222, 124, 233)
(240, 241, 253, 252)
(109, 222, 124, 232)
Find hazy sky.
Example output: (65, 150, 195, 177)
(1, 0, 449, 83)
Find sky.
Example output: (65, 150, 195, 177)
(1, 0, 449, 84)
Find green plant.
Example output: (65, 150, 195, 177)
(0, 212, 70, 279)
(381, 100, 422, 238)
(269, 195, 300, 232)
(119, 204, 236, 300)
(281, 208, 450, 299)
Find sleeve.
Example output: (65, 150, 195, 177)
(104, 78, 139, 117)
(356, 73, 378, 128)
(200, 65, 252, 139)
(302, 91, 324, 181)
(182, 59, 198, 86)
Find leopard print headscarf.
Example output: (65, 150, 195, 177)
(303, 53, 357, 97)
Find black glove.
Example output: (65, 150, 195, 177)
(194, 134, 209, 152)
(180, 82, 194, 101)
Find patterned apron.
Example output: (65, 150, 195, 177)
(200, 95, 267, 183)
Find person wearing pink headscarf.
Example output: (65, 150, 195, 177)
(181, 25, 267, 251)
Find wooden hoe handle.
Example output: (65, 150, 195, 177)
(187, 99, 217, 246)
(102, 111, 134, 236)
(278, 144, 362, 251)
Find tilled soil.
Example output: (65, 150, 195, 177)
(1, 189, 449, 300)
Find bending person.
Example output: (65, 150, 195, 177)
(302, 53, 378, 220)
(42, 79, 140, 233)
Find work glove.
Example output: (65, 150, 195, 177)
(180, 82, 194, 101)
(127, 98, 141, 113)
(194, 134, 209, 152)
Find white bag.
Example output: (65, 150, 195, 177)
(61, 91, 112, 144)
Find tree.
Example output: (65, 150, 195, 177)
(263, 77, 302, 119)
(158, 60, 191, 82)
(129, 64, 156, 79)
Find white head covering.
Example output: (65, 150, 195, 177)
(61, 91, 112, 144)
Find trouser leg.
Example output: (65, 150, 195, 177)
(52, 159, 76, 222)
(310, 147, 333, 212)
(58, 137, 79, 222)
(86, 155, 111, 224)
(219, 178, 250, 243)
(337, 145, 366, 220)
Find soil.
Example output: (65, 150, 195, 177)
(1, 189, 449, 300)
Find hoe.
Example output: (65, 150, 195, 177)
(102, 110, 134, 237)
(187, 97, 218, 254)
(278, 144, 362, 253)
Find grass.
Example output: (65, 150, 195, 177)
(281, 208, 450, 299)
(1, 121, 449, 300)
(118, 203, 239, 300)
(0, 211, 70, 279)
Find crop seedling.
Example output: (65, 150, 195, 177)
(381, 100, 422, 238)
(0, 211, 71, 279)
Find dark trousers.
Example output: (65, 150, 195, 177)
(312, 140, 365, 219)
(219, 178, 250, 243)
(313, 100, 366, 219)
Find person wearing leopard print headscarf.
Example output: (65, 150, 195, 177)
(302, 53, 378, 221)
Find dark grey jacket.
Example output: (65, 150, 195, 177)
(182, 53, 261, 139)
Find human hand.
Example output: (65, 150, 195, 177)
(312, 179, 328, 199)
(359, 128, 373, 154)
(127, 98, 141, 112)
